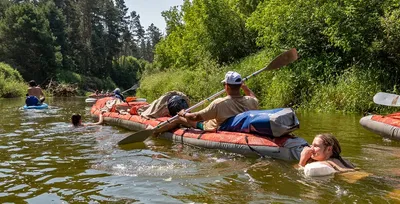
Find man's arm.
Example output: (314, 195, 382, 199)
(178, 111, 204, 122)
(40, 88, 45, 98)
(241, 83, 256, 98)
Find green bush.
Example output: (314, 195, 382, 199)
(0, 62, 27, 98)
(111, 56, 143, 90)
(56, 69, 82, 84)
(56, 69, 116, 95)
(140, 47, 389, 114)
(306, 68, 382, 113)
(137, 57, 225, 106)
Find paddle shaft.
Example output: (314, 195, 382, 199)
(122, 84, 138, 94)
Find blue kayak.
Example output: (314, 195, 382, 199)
(23, 103, 49, 109)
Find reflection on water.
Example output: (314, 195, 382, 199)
(0, 97, 399, 203)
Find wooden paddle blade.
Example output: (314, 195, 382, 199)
(266, 48, 298, 70)
(117, 129, 155, 145)
(373, 92, 400, 107)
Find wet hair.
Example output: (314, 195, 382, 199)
(316, 133, 354, 169)
(71, 114, 82, 127)
(29, 80, 37, 87)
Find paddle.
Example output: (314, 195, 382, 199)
(122, 84, 139, 94)
(117, 48, 299, 145)
(373, 92, 400, 107)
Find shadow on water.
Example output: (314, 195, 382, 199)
(0, 97, 399, 203)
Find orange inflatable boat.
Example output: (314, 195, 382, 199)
(91, 97, 308, 160)
(360, 113, 400, 141)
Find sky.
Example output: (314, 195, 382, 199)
(125, 0, 183, 34)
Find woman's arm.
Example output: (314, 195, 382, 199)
(299, 146, 313, 167)
(86, 112, 105, 126)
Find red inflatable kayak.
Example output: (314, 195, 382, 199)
(360, 113, 400, 141)
(91, 97, 308, 160)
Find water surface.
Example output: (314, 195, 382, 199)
(0, 97, 399, 203)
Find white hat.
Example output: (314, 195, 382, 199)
(113, 88, 121, 94)
(221, 71, 242, 85)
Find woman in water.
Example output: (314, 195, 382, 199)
(71, 111, 105, 127)
(299, 133, 355, 173)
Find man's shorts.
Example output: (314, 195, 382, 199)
(196, 121, 204, 130)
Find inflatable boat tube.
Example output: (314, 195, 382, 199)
(85, 98, 98, 103)
(360, 114, 400, 141)
(23, 103, 49, 110)
(91, 97, 308, 160)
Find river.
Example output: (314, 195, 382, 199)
(0, 97, 399, 203)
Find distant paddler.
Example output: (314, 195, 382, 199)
(26, 80, 45, 106)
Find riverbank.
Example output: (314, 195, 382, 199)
(137, 49, 396, 114)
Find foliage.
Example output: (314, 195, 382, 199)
(0, 62, 27, 98)
(138, 57, 224, 105)
(0, 0, 161, 96)
(1, 0, 400, 114)
(154, 0, 257, 70)
(56, 69, 82, 85)
(145, 0, 400, 113)
(56, 69, 116, 93)
(305, 68, 382, 112)
(111, 56, 144, 90)
(0, 2, 60, 83)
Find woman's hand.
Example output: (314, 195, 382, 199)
(301, 146, 313, 158)
(299, 146, 313, 167)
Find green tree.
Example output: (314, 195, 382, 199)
(42, 1, 68, 74)
(128, 11, 145, 58)
(62, 0, 85, 73)
(0, 62, 27, 98)
(154, 0, 256, 69)
(111, 56, 142, 90)
(0, 3, 60, 83)
(162, 5, 183, 36)
(143, 23, 161, 62)
(0, 0, 12, 19)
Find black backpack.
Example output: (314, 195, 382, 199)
(167, 95, 189, 116)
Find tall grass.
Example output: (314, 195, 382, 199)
(139, 49, 390, 113)
(138, 57, 225, 104)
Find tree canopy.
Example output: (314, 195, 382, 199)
(0, 0, 162, 90)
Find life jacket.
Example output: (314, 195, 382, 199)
(25, 96, 40, 106)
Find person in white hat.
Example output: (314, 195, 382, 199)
(154, 71, 258, 133)
(113, 88, 125, 101)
